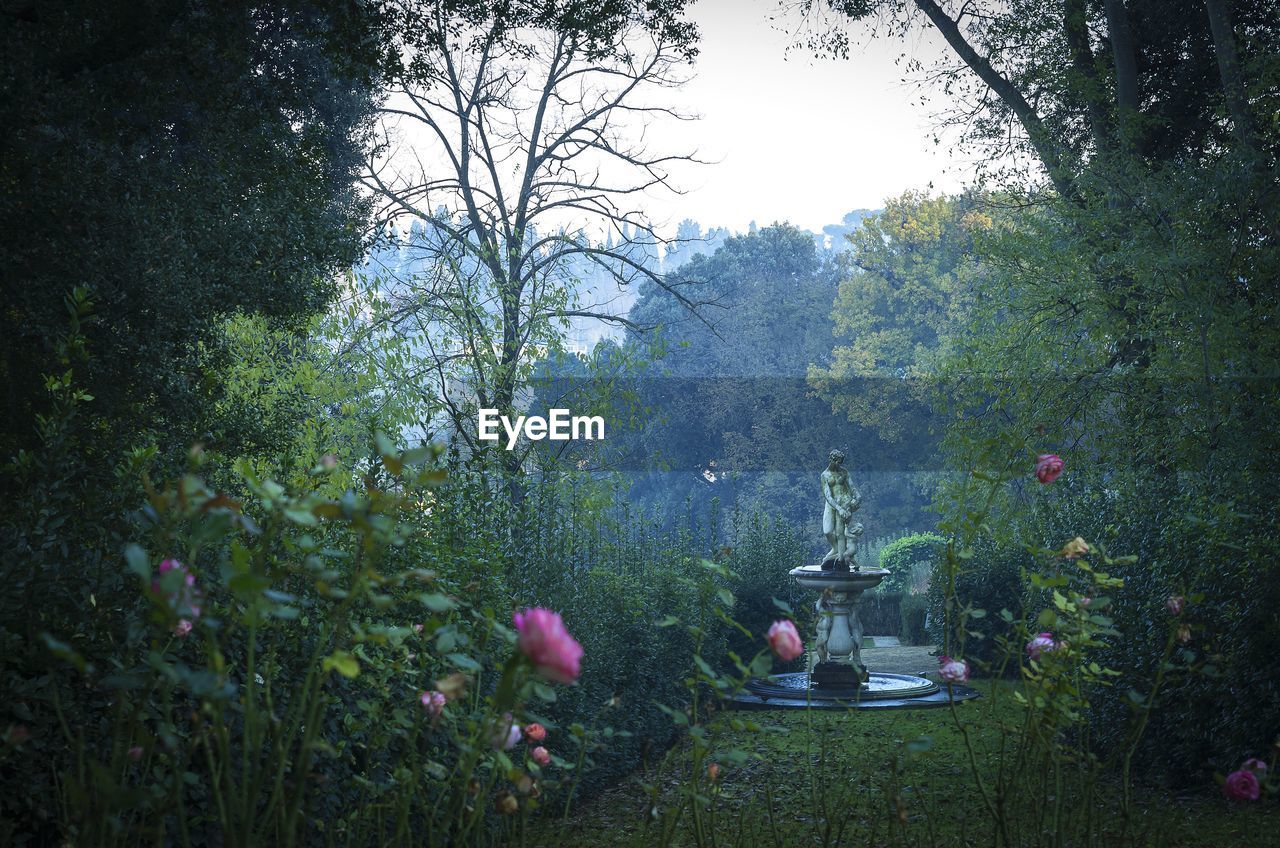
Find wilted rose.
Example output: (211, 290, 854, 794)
(938, 656, 970, 683)
(767, 620, 804, 662)
(1243, 758, 1268, 774)
(495, 792, 519, 815)
(435, 672, 468, 701)
(1059, 537, 1090, 559)
(1035, 454, 1064, 484)
(514, 607, 583, 685)
(1224, 769, 1261, 801)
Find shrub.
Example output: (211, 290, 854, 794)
(878, 532, 945, 594)
(899, 593, 929, 646)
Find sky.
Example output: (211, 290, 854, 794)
(641, 0, 967, 235)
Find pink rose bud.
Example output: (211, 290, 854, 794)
(524, 722, 546, 742)
(531, 746, 551, 766)
(707, 763, 720, 781)
(128, 745, 143, 761)
(1166, 596, 1185, 616)
(1243, 758, 1268, 773)
(1177, 624, 1192, 644)
(766, 620, 804, 662)
(938, 656, 970, 683)
(420, 690, 446, 718)
(173, 619, 193, 638)
(1078, 596, 1093, 608)
(413, 624, 424, 633)
(1035, 454, 1064, 484)
(513, 608, 583, 685)
(1224, 769, 1261, 801)
(1026, 632, 1057, 660)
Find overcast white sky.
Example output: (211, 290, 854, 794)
(642, 0, 966, 235)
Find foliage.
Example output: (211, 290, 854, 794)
(878, 531, 945, 595)
(808, 191, 981, 450)
(0, 0, 387, 472)
(899, 593, 929, 646)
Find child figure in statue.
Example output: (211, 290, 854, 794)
(812, 589, 833, 670)
(821, 449, 863, 570)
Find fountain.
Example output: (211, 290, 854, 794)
(734, 450, 978, 710)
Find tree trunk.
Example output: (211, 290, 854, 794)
(1103, 0, 1141, 148)
(1204, 0, 1260, 155)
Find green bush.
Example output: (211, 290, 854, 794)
(899, 594, 929, 646)
(924, 535, 1032, 672)
(878, 532, 945, 594)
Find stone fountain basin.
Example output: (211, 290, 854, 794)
(789, 565, 889, 594)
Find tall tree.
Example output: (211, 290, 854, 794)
(0, 0, 392, 467)
(357, 2, 706, 486)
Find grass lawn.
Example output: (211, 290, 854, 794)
(532, 680, 1277, 847)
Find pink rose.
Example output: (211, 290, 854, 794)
(420, 690, 446, 718)
(1224, 769, 1261, 801)
(938, 656, 970, 683)
(513, 608, 583, 685)
(153, 558, 204, 621)
(524, 722, 546, 742)
(1035, 454, 1064, 484)
(767, 620, 804, 662)
(1026, 632, 1057, 660)
(1166, 596, 1184, 616)
(1078, 596, 1093, 609)
(173, 619, 193, 638)
(531, 746, 551, 766)
(1243, 758, 1268, 773)
(413, 623, 424, 634)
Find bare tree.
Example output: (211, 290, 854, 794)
(357, 6, 711, 477)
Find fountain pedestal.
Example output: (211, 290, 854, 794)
(791, 564, 887, 688)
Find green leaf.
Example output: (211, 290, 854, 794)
(419, 593, 456, 613)
(323, 651, 360, 679)
(447, 653, 481, 671)
(125, 544, 150, 580)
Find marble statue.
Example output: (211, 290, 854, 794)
(812, 590, 833, 668)
(820, 449, 864, 570)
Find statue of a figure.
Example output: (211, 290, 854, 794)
(812, 590, 833, 669)
(821, 449, 863, 570)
